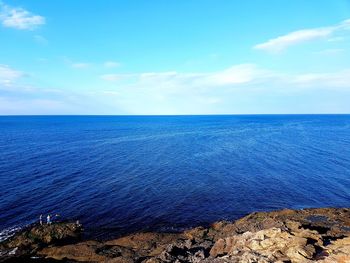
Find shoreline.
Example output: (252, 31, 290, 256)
(1, 207, 349, 262)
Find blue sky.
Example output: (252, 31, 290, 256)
(0, 0, 350, 114)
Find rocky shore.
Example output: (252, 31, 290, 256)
(1, 208, 349, 262)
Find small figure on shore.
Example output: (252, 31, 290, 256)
(54, 214, 60, 221)
(47, 214, 51, 225)
(39, 214, 43, 225)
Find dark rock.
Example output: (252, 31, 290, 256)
(95, 244, 136, 258)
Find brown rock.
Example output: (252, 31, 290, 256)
(0, 222, 82, 258)
(2, 208, 349, 262)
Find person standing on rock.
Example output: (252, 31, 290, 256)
(47, 214, 51, 225)
(39, 214, 43, 225)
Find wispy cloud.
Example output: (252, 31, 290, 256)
(0, 65, 99, 114)
(98, 64, 350, 104)
(71, 62, 91, 69)
(103, 64, 272, 88)
(0, 97, 69, 115)
(2, 63, 350, 115)
(0, 64, 23, 87)
(199, 64, 270, 86)
(100, 74, 123, 82)
(62, 57, 92, 69)
(327, 36, 345, 42)
(313, 48, 344, 55)
(94, 65, 350, 114)
(254, 19, 350, 53)
(34, 35, 48, 45)
(104, 61, 120, 68)
(292, 69, 350, 89)
(94, 64, 274, 114)
(0, 1, 45, 30)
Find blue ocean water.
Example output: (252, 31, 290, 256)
(0, 115, 349, 240)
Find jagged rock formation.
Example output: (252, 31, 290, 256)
(1, 208, 349, 262)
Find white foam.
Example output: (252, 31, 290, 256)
(0, 226, 22, 243)
(8, 247, 18, 255)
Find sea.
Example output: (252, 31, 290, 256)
(0, 115, 349, 240)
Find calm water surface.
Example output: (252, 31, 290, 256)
(0, 115, 349, 239)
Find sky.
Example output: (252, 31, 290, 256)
(0, 0, 350, 115)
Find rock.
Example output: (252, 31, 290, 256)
(318, 236, 350, 263)
(1, 208, 349, 262)
(106, 232, 184, 257)
(95, 244, 136, 258)
(209, 238, 229, 257)
(38, 241, 107, 262)
(210, 227, 318, 262)
(0, 222, 82, 259)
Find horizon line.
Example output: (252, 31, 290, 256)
(1, 113, 350, 117)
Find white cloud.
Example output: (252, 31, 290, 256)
(313, 48, 344, 55)
(104, 61, 120, 68)
(0, 64, 23, 86)
(1, 63, 350, 115)
(254, 28, 333, 53)
(327, 36, 345, 42)
(0, 2, 45, 30)
(340, 19, 350, 29)
(34, 35, 48, 45)
(115, 66, 350, 114)
(109, 64, 271, 88)
(0, 97, 62, 114)
(62, 57, 92, 69)
(254, 19, 350, 53)
(93, 65, 272, 114)
(199, 64, 270, 86)
(125, 64, 344, 94)
(100, 74, 123, 82)
(292, 69, 350, 89)
(71, 62, 91, 69)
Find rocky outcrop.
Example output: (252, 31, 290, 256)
(209, 226, 319, 262)
(1, 208, 349, 262)
(0, 222, 82, 261)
